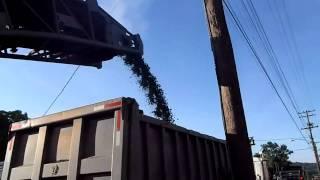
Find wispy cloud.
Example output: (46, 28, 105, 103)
(97, 0, 151, 33)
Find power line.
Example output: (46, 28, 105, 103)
(109, 0, 121, 13)
(42, 2, 121, 116)
(223, 0, 309, 144)
(267, 0, 313, 111)
(293, 147, 312, 152)
(269, 0, 302, 83)
(239, 0, 303, 126)
(255, 138, 306, 142)
(248, 0, 300, 113)
(43, 66, 80, 116)
(280, 0, 314, 109)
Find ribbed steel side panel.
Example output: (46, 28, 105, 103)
(2, 98, 125, 180)
(125, 106, 233, 180)
(2, 98, 233, 180)
(0, 161, 3, 179)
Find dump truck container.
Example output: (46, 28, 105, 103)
(1, 97, 233, 180)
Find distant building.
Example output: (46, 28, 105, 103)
(254, 157, 270, 180)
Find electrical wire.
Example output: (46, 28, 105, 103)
(280, 0, 314, 109)
(239, 0, 303, 126)
(255, 138, 306, 142)
(222, 0, 309, 145)
(268, 0, 302, 87)
(266, 0, 313, 116)
(42, 1, 121, 116)
(109, 0, 121, 13)
(248, 0, 300, 112)
(43, 66, 80, 116)
(293, 147, 312, 152)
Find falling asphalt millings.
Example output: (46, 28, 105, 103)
(123, 56, 174, 123)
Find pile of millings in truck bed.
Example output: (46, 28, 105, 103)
(123, 56, 174, 123)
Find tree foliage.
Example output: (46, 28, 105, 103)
(0, 110, 28, 160)
(259, 141, 293, 170)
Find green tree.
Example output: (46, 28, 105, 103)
(259, 141, 293, 172)
(0, 110, 28, 160)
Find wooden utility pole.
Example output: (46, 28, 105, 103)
(203, 0, 255, 179)
(300, 110, 320, 173)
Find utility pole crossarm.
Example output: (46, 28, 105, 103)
(299, 115, 315, 119)
(298, 110, 316, 114)
(302, 125, 318, 130)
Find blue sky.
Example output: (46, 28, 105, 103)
(0, 0, 319, 162)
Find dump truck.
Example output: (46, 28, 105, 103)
(1, 98, 233, 180)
